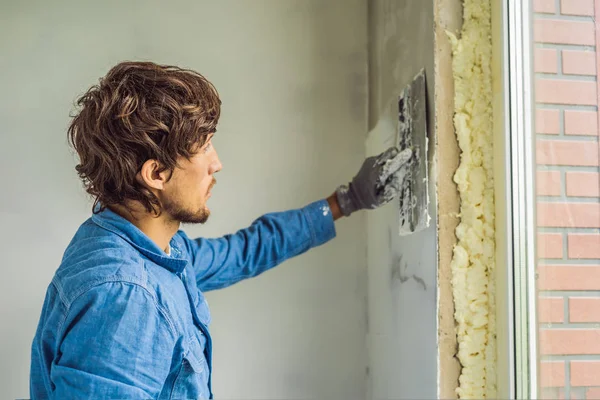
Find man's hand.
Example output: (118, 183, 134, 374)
(334, 146, 413, 217)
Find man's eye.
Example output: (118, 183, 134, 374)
(203, 143, 212, 153)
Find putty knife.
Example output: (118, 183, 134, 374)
(397, 69, 430, 235)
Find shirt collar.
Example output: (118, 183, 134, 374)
(91, 204, 187, 274)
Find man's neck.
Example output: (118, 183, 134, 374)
(108, 203, 180, 254)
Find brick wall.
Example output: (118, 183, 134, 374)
(534, 0, 600, 398)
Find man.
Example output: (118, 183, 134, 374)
(30, 61, 413, 399)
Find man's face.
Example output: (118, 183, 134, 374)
(160, 134, 222, 224)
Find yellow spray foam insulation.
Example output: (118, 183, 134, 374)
(448, 0, 496, 398)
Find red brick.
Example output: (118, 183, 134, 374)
(537, 109, 561, 134)
(568, 234, 600, 258)
(535, 0, 557, 13)
(535, 19, 595, 45)
(566, 172, 600, 196)
(541, 361, 566, 387)
(586, 387, 600, 399)
(537, 203, 600, 227)
(538, 265, 600, 290)
(562, 50, 597, 75)
(539, 297, 565, 322)
(571, 361, 600, 386)
(537, 140, 600, 166)
(538, 171, 562, 196)
(539, 329, 600, 354)
(536, 79, 597, 105)
(565, 110, 599, 136)
(538, 232, 564, 258)
(560, 0, 595, 16)
(569, 297, 600, 322)
(536, 48, 559, 73)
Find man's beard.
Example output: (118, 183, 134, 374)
(165, 202, 210, 224)
(163, 179, 216, 224)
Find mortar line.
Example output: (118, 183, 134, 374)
(536, 13, 596, 22)
(541, 354, 600, 361)
(537, 43, 596, 51)
(537, 195, 600, 202)
(540, 290, 600, 297)
(537, 165, 599, 172)
(559, 104, 565, 136)
(560, 164, 600, 171)
(536, 73, 597, 81)
(536, 103, 598, 111)
(538, 257, 600, 264)
(565, 359, 572, 400)
(536, 136, 600, 143)
(573, 386, 586, 400)
(564, 294, 570, 324)
(536, 134, 599, 140)
(538, 227, 600, 233)
(563, 230, 569, 261)
(540, 322, 600, 328)
(558, 46, 563, 75)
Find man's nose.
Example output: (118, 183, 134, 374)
(211, 151, 223, 174)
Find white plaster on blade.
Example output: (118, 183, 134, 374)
(397, 70, 430, 236)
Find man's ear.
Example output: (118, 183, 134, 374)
(137, 159, 170, 190)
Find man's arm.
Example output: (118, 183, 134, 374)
(180, 146, 412, 293)
(179, 199, 337, 292)
(51, 282, 177, 399)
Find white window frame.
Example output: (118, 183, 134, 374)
(502, 0, 538, 397)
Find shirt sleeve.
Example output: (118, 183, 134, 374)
(51, 281, 178, 399)
(179, 199, 337, 292)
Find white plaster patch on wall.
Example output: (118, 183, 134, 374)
(448, 0, 497, 398)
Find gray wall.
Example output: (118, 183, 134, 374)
(366, 1, 438, 399)
(0, 1, 369, 398)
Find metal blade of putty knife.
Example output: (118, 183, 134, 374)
(397, 68, 430, 235)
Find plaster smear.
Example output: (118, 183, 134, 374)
(448, 0, 496, 398)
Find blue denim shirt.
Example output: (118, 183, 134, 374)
(30, 200, 336, 399)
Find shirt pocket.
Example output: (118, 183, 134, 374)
(170, 341, 209, 400)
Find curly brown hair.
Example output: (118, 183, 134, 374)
(68, 61, 221, 215)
